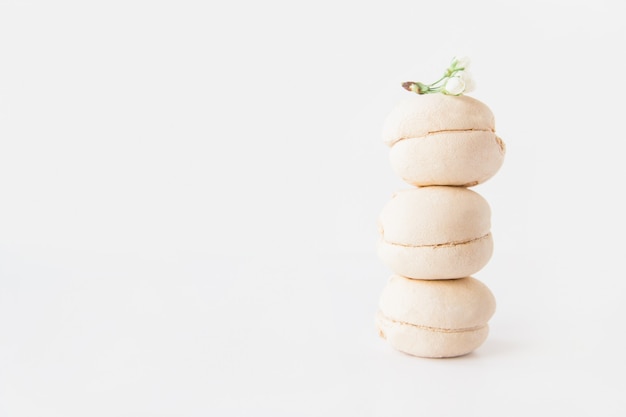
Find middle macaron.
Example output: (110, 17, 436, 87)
(378, 186, 493, 279)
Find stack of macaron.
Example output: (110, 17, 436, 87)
(375, 93, 505, 358)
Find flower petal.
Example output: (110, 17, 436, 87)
(443, 76, 465, 95)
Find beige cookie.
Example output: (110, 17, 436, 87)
(376, 275, 496, 358)
(378, 186, 492, 279)
(382, 94, 505, 187)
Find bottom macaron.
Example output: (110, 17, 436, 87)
(376, 310, 490, 358)
(376, 275, 496, 358)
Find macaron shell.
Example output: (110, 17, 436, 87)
(377, 233, 493, 279)
(379, 186, 491, 247)
(378, 275, 496, 329)
(389, 130, 506, 187)
(376, 310, 490, 358)
(382, 94, 495, 147)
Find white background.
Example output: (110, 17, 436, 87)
(1, 0, 626, 416)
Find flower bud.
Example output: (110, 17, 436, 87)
(402, 81, 416, 91)
(402, 81, 428, 94)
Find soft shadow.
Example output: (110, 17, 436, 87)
(469, 337, 523, 358)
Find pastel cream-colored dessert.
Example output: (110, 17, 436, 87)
(377, 185, 492, 279)
(376, 275, 496, 358)
(376, 58, 502, 358)
(382, 94, 505, 187)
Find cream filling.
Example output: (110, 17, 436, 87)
(388, 128, 495, 147)
(379, 311, 486, 334)
(382, 233, 491, 249)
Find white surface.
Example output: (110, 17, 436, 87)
(1, 0, 626, 416)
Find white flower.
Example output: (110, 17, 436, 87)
(457, 69, 475, 93)
(443, 76, 465, 95)
(451, 56, 471, 70)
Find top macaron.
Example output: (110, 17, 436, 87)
(382, 94, 505, 187)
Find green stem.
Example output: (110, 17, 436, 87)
(428, 75, 447, 87)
